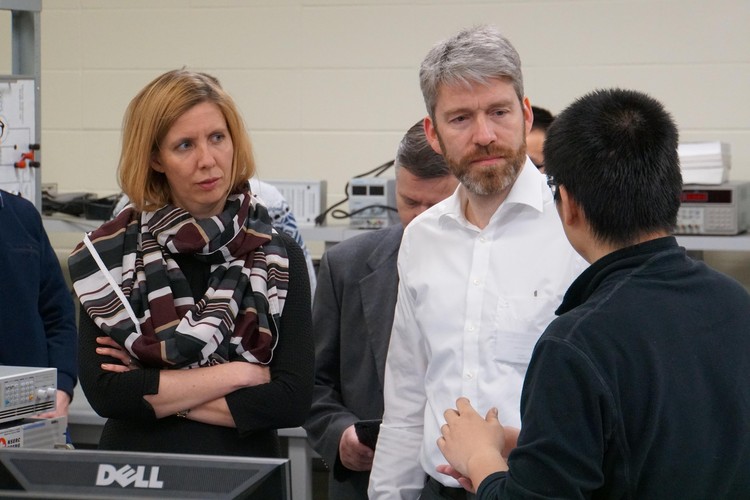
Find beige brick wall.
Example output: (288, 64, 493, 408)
(3, 0, 750, 282)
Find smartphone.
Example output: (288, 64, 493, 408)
(354, 419, 382, 450)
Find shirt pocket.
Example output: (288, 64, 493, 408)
(491, 295, 558, 365)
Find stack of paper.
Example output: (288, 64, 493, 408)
(678, 142, 731, 185)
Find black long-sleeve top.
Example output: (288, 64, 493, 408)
(478, 237, 750, 499)
(78, 232, 313, 457)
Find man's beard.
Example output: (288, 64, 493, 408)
(439, 135, 527, 196)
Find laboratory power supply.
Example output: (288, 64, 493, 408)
(675, 181, 750, 235)
(0, 417, 67, 449)
(0, 366, 57, 425)
(348, 177, 398, 229)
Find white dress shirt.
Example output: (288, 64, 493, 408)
(368, 160, 588, 498)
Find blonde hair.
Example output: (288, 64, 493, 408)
(118, 69, 255, 211)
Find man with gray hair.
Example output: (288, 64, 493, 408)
(368, 26, 586, 499)
(304, 120, 458, 500)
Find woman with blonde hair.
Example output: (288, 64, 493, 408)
(70, 69, 313, 457)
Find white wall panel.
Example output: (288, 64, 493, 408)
(250, 131, 305, 180)
(80, 71, 164, 130)
(41, 71, 82, 129)
(31, 0, 750, 232)
(299, 69, 425, 130)
(220, 70, 303, 130)
(184, 7, 303, 69)
(40, 9, 83, 70)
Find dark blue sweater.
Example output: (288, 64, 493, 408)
(0, 190, 77, 397)
(479, 237, 750, 499)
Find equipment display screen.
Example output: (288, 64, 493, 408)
(682, 192, 709, 202)
(680, 189, 732, 204)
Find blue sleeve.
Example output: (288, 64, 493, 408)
(0, 193, 77, 397)
(35, 210, 79, 397)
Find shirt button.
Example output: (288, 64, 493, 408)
(465, 371, 474, 379)
(467, 325, 475, 332)
(473, 278, 481, 286)
(479, 236, 487, 243)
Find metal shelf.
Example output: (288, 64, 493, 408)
(299, 224, 373, 244)
(1, 0, 42, 208)
(301, 224, 750, 253)
(675, 233, 750, 252)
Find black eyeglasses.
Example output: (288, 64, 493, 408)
(546, 175, 559, 198)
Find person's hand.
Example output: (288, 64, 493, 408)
(338, 424, 374, 471)
(502, 425, 520, 459)
(97, 336, 139, 372)
(435, 464, 475, 493)
(435, 424, 518, 494)
(38, 390, 71, 419)
(437, 397, 507, 489)
(232, 362, 271, 387)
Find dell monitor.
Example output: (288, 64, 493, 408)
(0, 447, 290, 499)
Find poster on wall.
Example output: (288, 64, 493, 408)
(0, 78, 37, 202)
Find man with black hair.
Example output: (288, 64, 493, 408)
(436, 88, 750, 498)
(527, 105, 554, 171)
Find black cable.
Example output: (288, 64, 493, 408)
(314, 159, 395, 226)
(354, 159, 394, 179)
(329, 203, 398, 221)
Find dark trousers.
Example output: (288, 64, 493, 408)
(420, 476, 477, 500)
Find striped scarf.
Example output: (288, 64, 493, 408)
(69, 188, 288, 368)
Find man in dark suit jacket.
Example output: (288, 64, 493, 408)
(304, 121, 458, 499)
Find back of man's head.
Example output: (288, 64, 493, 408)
(394, 121, 458, 227)
(419, 25, 524, 121)
(396, 121, 451, 179)
(531, 106, 554, 132)
(544, 88, 682, 247)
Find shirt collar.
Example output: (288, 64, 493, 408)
(503, 156, 547, 213)
(556, 236, 680, 315)
(439, 156, 547, 227)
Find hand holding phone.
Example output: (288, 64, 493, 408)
(354, 419, 382, 450)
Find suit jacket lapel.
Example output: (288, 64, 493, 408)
(359, 225, 402, 388)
